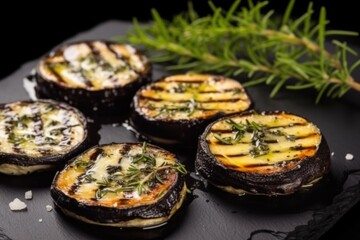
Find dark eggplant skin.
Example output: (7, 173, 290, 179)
(130, 75, 253, 145)
(35, 40, 152, 111)
(195, 111, 331, 195)
(51, 173, 185, 223)
(130, 103, 224, 145)
(0, 100, 89, 170)
(50, 143, 186, 225)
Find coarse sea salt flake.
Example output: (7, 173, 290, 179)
(345, 153, 354, 161)
(9, 198, 27, 211)
(46, 205, 53, 212)
(25, 190, 33, 200)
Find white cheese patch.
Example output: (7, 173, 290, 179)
(64, 45, 81, 62)
(9, 198, 27, 211)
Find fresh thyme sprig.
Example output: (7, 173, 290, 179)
(95, 142, 187, 199)
(123, 0, 360, 102)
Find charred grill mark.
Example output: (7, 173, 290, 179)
(69, 160, 97, 195)
(208, 139, 279, 145)
(77, 71, 94, 88)
(210, 123, 309, 133)
(200, 88, 244, 94)
(90, 148, 105, 161)
(68, 182, 81, 195)
(139, 96, 165, 102)
(199, 98, 245, 103)
(119, 144, 131, 156)
(60, 111, 71, 147)
(107, 165, 122, 175)
(47, 66, 66, 83)
(31, 103, 44, 147)
(295, 133, 318, 140)
(2, 106, 13, 141)
(118, 198, 130, 205)
(60, 49, 93, 88)
(105, 43, 138, 74)
(149, 86, 165, 91)
(242, 163, 274, 168)
(266, 123, 308, 129)
(211, 144, 317, 158)
(214, 153, 247, 157)
(290, 145, 317, 151)
(140, 95, 246, 103)
(148, 84, 244, 94)
(165, 80, 206, 84)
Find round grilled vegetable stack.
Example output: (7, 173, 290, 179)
(36, 41, 151, 111)
(195, 111, 331, 195)
(0, 100, 88, 175)
(131, 74, 252, 145)
(51, 143, 187, 228)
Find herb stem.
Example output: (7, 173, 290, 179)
(124, 0, 360, 102)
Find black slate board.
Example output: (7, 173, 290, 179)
(1, 21, 360, 240)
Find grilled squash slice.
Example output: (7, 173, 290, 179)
(51, 143, 187, 228)
(131, 74, 251, 144)
(0, 100, 88, 175)
(195, 111, 330, 195)
(36, 41, 151, 111)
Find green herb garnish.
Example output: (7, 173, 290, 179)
(95, 142, 187, 199)
(154, 100, 198, 117)
(74, 160, 90, 170)
(124, 0, 360, 102)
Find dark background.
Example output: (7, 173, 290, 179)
(0, 0, 359, 239)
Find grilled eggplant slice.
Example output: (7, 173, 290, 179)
(51, 143, 187, 228)
(0, 100, 88, 175)
(131, 74, 252, 144)
(195, 111, 330, 195)
(36, 41, 151, 111)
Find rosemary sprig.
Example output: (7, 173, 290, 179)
(215, 118, 298, 157)
(123, 0, 360, 102)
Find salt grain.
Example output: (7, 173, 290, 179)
(9, 198, 27, 211)
(25, 190, 33, 200)
(345, 153, 354, 161)
(46, 205, 53, 212)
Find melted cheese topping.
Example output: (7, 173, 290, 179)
(38, 41, 149, 91)
(55, 143, 180, 208)
(206, 112, 321, 174)
(136, 74, 251, 120)
(0, 101, 85, 157)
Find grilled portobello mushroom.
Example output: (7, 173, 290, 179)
(131, 74, 252, 144)
(0, 100, 88, 175)
(36, 41, 151, 111)
(51, 142, 187, 228)
(195, 111, 330, 195)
